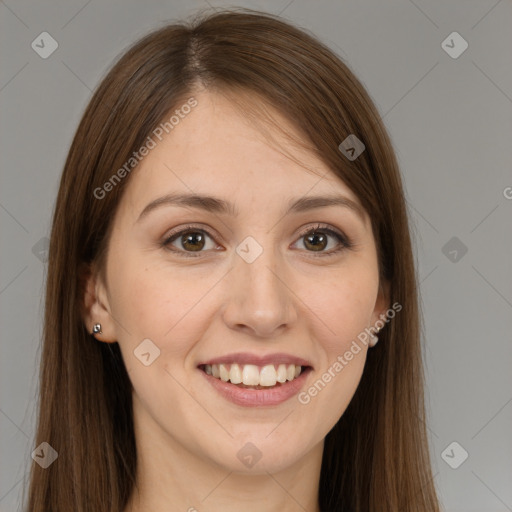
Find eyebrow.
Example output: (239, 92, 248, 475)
(136, 192, 366, 223)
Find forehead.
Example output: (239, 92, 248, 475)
(120, 89, 364, 220)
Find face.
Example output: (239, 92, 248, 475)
(84, 89, 388, 475)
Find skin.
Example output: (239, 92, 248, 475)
(83, 88, 389, 512)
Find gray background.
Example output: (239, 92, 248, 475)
(1, 1, 511, 511)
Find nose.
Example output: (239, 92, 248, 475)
(221, 245, 298, 338)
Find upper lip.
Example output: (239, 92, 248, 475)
(198, 352, 313, 368)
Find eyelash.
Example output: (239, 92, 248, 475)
(161, 223, 352, 258)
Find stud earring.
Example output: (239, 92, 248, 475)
(92, 323, 102, 335)
(369, 330, 380, 348)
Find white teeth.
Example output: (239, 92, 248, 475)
(242, 364, 260, 386)
(229, 363, 242, 384)
(259, 365, 277, 387)
(219, 364, 230, 382)
(205, 363, 304, 386)
(276, 364, 288, 383)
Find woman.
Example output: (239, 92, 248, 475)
(25, 8, 441, 512)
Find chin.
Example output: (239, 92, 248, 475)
(209, 436, 310, 475)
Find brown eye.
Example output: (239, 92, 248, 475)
(293, 224, 352, 256)
(179, 231, 206, 252)
(162, 223, 351, 259)
(303, 231, 328, 252)
(163, 227, 218, 256)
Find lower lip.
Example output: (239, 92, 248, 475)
(199, 367, 312, 407)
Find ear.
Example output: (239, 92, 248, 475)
(370, 279, 391, 329)
(79, 262, 117, 343)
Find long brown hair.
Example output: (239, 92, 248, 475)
(24, 8, 440, 511)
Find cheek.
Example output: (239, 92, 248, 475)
(295, 264, 376, 417)
(310, 266, 379, 352)
(110, 256, 218, 354)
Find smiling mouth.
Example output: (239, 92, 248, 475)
(198, 363, 311, 389)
